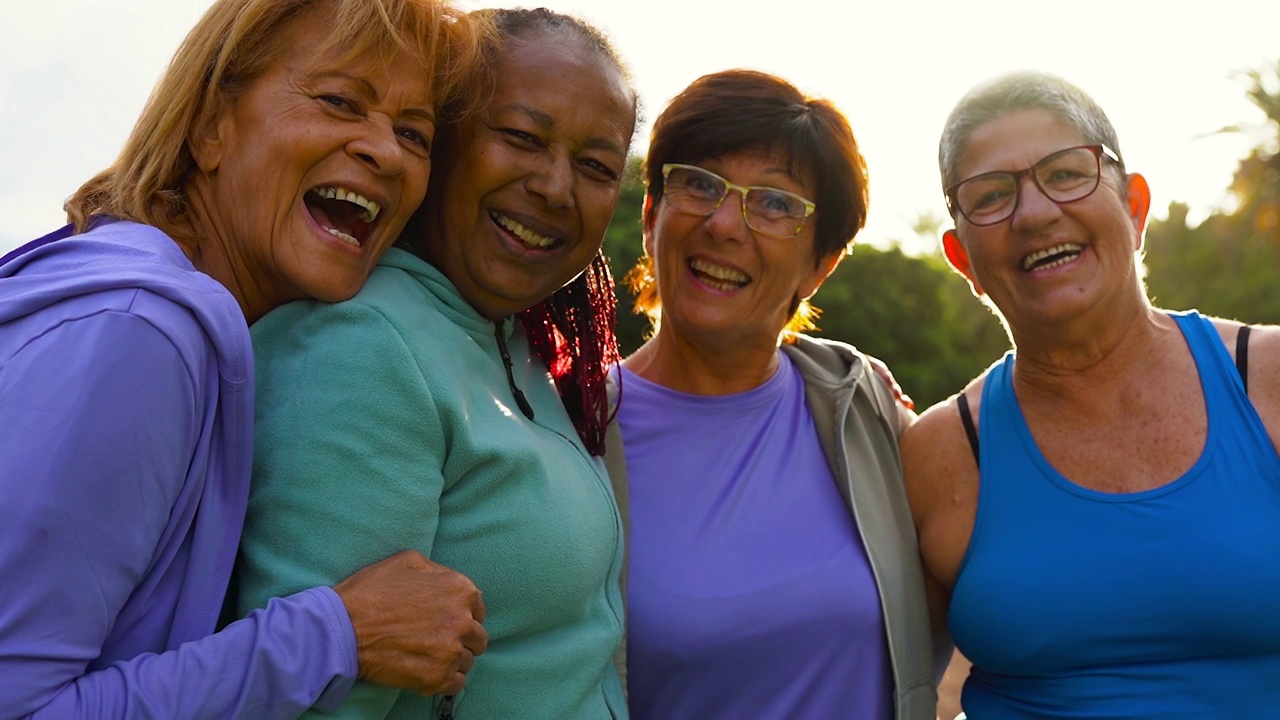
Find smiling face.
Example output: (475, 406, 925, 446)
(942, 108, 1150, 334)
(645, 148, 838, 351)
(421, 33, 635, 321)
(186, 6, 437, 322)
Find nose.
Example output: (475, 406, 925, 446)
(347, 114, 407, 177)
(1009, 172, 1062, 231)
(526, 150, 574, 209)
(703, 188, 749, 239)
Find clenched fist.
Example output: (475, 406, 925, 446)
(334, 550, 488, 695)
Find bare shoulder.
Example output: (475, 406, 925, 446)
(900, 376, 985, 516)
(1241, 322, 1280, 441)
(901, 376, 985, 589)
(1207, 316, 1280, 446)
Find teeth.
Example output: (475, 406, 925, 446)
(690, 258, 750, 285)
(315, 186, 381, 223)
(492, 213, 558, 248)
(1022, 243, 1082, 271)
(325, 226, 361, 247)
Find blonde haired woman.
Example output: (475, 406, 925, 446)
(0, 0, 488, 715)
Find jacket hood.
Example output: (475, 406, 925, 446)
(782, 334, 868, 394)
(0, 220, 250, 383)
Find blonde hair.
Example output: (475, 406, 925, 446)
(65, 0, 490, 243)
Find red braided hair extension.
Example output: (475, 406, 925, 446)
(518, 250, 620, 456)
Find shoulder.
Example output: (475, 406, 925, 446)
(1230, 320, 1280, 441)
(900, 376, 986, 517)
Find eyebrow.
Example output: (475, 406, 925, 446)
(502, 103, 626, 154)
(315, 70, 435, 123)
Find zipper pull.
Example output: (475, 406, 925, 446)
(438, 694, 454, 720)
(494, 319, 535, 420)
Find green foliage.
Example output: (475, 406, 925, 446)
(601, 157, 651, 351)
(1145, 59, 1280, 325)
(809, 244, 1009, 409)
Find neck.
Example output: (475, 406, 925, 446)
(624, 325, 781, 395)
(1010, 302, 1177, 402)
(183, 181, 272, 324)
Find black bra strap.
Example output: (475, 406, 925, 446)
(957, 392, 980, 469)
(1237, 325, 1253, 394)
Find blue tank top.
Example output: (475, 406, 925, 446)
(950, 311, 1280, 718)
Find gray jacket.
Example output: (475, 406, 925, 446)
(605, 334, 940, 720)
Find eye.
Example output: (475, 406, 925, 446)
(578, 156, 620, 182)
(397, 126, 433, 155)
(684, 173, 722, 198)
(319, 95, 358, 113)
(751, 190, 802, 218)
(500, 128, 544, 149)
(972, 188, 1012, 210)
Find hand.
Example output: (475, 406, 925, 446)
(869, 355, 914, 410)
(333, 550, 488, 696)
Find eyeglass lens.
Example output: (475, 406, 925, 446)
(954, 146, 1102, 226)
(663, 165, 811, 238)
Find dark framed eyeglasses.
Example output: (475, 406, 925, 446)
(660, 163, 817, 238)
(945, 144, 1121, 227)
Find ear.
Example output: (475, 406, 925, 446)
(1125, 172, 1152, 252)
(798, 249, 844, 300)
(943, 228, 984, 296)
(188, 103, 231, 173)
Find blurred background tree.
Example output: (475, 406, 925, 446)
(1146, 59, 1280, 324)
(602, 59, 1280, 409)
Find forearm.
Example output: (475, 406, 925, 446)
(12, 587, 357, 719)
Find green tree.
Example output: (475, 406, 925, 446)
(1146, 58, 1280, 324)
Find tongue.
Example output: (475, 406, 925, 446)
(306, 193, 372, 242)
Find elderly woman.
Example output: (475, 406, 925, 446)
(0, 0, 489, 716)
(235, 7, 637, 718)
(904, 70, 1280, 718)
(608, 69, 938, 720)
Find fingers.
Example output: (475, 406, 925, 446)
(464, 619, 489, 656)
(470, 586, 487, 624)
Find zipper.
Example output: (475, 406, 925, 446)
(494, 319, 535, 420)
(437, 694, 454, 720)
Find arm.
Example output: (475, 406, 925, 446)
(899, 395, 982, 685)
(0, 308, 351, 718)
(236, 300, 484, 718)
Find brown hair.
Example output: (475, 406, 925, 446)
(627, 69, 869, 340)
(65, 0, 489, 244)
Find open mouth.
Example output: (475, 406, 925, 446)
(305, 186, 381, 247)
(689, 257, 750, 291)
(1022, 243, 1082, 272)
(491, 212, 562, 250)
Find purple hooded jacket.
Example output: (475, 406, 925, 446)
(0, 220, 356, 717)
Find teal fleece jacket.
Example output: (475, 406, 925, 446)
(235, 247, 627, 719)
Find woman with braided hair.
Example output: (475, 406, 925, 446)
(234, 6, 638, 718)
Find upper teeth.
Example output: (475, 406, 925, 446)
(690, 258, 749, 284)
(493, 213, 558, 248)
(316, 186, 380, 223)
(1022, 243, 1082, 271)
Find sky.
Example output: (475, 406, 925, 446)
(2, 0, 1277, 256)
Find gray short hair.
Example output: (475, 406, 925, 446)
(938, 70, 1126, 199)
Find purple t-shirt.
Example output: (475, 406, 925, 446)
(619, 355, 893, 719)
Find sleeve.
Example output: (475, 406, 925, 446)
(235, 299, 449, 718)
(0, 307, 355, 718)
